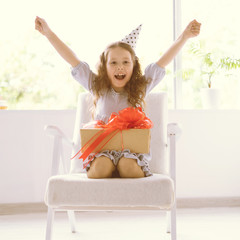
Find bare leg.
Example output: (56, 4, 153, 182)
(87, 156, 116, 179)
(117, 157, 145, 178)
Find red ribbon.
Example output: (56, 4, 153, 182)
(71, 107, 153, 168)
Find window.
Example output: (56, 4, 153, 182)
(0, 0, 173, 109)
(181, 0, 240, 109)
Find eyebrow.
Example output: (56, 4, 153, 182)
(109, 57, 131, 60)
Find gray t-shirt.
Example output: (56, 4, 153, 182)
(71, 61, 165, 123)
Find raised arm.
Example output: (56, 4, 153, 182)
(157, 19, 201, 68)
(35, 16, 80, 67)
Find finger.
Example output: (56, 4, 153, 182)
(36, 16, 43, 21)
(35, 16, 41, 23)
(35, 17, 39, 24)
(191, 26, 200, 31)
(35, 24, 43, 32)
(35, 17, 41, 26)
(192, 19, 200, 24)
(36, 16, 45, 25)
(193, 23, 201, 28)
(190, 19, 201, 28)
(191, 30, 200, 35)
(35, 21, 41, 28)
(194, 22, 201, 28)
(191, 23, 201, 29)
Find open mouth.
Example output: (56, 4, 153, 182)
(114, 74, 126, 80)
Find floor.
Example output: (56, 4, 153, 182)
(0, 207, 239, 240)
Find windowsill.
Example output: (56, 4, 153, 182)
(169, 109, 240, 113)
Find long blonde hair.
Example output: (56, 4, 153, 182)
(91, 41, 149, 109)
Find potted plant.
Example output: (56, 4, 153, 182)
(189, 43, 240, 109)
(201, 53, 240, 88)
(200, 53, 240, 109)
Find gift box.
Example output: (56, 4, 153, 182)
(80, 128, 150, 153)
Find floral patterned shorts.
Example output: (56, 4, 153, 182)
(86, 149, 152, 177)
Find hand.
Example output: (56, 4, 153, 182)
(182, 19, 201, 39)
(35, 16, 52, 37)
(156, 19, 201, 68)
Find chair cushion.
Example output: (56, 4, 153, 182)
(45, 173, 174, 210)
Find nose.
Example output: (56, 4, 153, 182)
(117, 64, 124, 70)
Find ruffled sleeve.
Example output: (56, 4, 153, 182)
(144, 63, 166, 95)
(71, 61, 96, 92)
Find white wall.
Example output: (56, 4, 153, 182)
(0, 110, 240, 203)
(169, 110, 240, 198)
(0, 110, 74, 203)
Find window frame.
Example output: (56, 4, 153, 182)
(173, 0, 182, 109)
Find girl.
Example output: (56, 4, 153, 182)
(35, 17, 201, 179)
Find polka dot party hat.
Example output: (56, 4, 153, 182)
(121, 24, 142, 50)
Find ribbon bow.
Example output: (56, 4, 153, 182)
(71, 107, 153, 168)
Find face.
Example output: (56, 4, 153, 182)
(106, 46, 134, 92)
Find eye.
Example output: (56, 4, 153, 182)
(123, 61, 130, 64)
(111, 61, 117, 65)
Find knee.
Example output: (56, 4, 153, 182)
(117, 157, 145, 178)
(87, 156, 115, 179)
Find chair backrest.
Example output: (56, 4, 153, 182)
(70, 92, 168, 174)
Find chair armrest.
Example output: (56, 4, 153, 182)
(167, 123, 181, 185)
(44, 125, 74, 147)
(167, 123, 182, 138)
(44, 125, 74, 176)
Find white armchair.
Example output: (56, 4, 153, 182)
(44, 92, 181, 240)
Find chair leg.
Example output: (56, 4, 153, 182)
(166, 206, 177, 240)
(166, 211, 171, 233)
(171, 206, 177, 240)
(46, 207, 55, 240)
(67, 210, 76, 233)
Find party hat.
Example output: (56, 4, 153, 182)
(121, 24, 142, 50)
